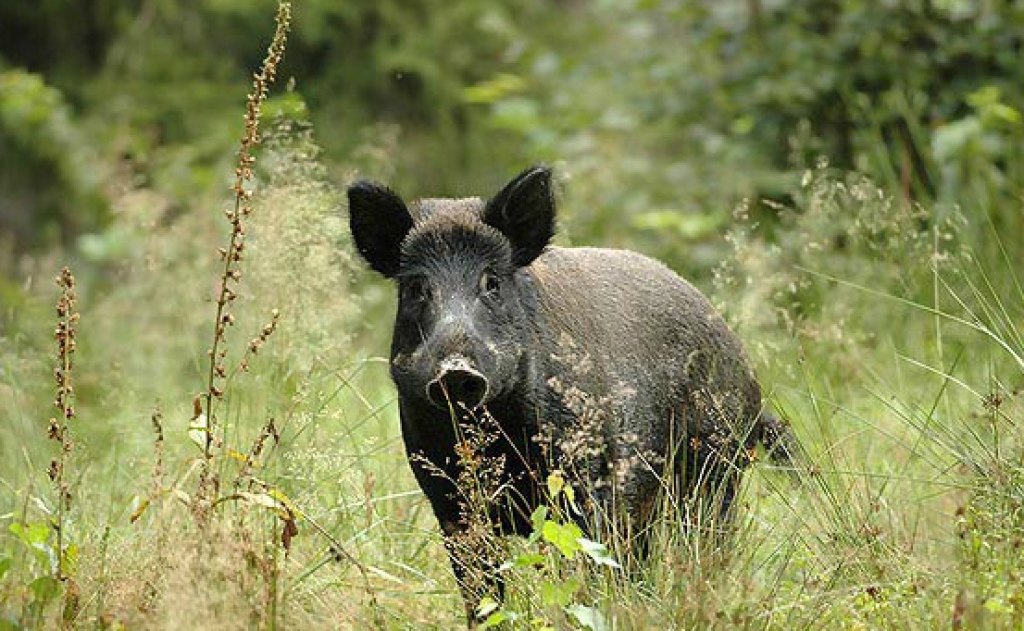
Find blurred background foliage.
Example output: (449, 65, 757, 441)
(1, 0, 1023, 421)
(2, 0, 1022, 283)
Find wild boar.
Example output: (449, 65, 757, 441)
(347, 166, 792, 617)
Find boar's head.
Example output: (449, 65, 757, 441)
(348, 166, 554, 412)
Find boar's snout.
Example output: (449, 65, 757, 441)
(426, 356, 489, 411)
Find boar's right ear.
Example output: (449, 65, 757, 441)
(483, 166, 555, 267)
(347, 181, 413, 278)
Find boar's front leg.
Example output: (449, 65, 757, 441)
(440, 519, 504, 626)
(410, 457, 505, 623)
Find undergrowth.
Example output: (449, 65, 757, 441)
(1, 4, 1023, 631)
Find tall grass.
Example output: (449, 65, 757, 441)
(1, 7, 1023, 631)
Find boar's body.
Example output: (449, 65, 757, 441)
(531, 246, 761, 506)
(348, 167, 787, 617)
(398, 243, 761, 538)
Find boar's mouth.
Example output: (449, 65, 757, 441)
(425, 355, 490, 411)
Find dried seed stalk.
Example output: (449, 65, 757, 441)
(201, 2, 292, 469)
(151, 408, 165, 497)
(50, 267, 78, 580)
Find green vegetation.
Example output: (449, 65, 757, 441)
(2, 0, 1022, 628)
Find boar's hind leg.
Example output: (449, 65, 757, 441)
(679, 429, 750, 535)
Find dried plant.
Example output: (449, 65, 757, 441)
(48, 267, 78, 582)
(44, 266, 83, 627)
(127, 408, 166, 526)
(196, 1, 291, 506)
(232, 417, 279, 493)
(236, 308, 280, 375)
(173, 4, 375, 617)
(415, 410, 514, 614)
(150, 408, 165, 501)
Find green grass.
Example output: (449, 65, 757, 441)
(2, 139, 1021, 629)
(2, 9, 1023, 631)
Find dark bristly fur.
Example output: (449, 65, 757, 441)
(347, 165, 794, 620)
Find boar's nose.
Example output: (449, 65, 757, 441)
(426, 356, 489, 410)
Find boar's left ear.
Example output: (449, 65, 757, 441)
(483, 166, 555, 267)
(347, 181, 413, 278)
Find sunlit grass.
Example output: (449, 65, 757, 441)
(2, 141, 1023, 629)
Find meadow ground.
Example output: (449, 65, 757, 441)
(2, 122, 1021, 629)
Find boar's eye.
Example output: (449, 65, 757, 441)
(479, 270, 501, 297)
(402, 276, 430, 304)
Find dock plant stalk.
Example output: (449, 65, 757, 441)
(49, 267, 78, 582)
(201, 2, 292, 479)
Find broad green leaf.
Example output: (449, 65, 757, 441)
(62, 543, 79, 576)
(499, 551, 546, 573)
(188, 413, 209, 450)
(566, 604, 609, 631)
(476, 596, 499, 619)
(463, 73, 526, 104)
(480, 610, 517, 629)
(10, 522, 49, 545)
(984, 597, 1013, 615)
(546, 472, 564, 498)
(541, 520, 583, 559)
(528, 505, 548, 543)
(539, 578, 580, 608)
(578, 537, 621, 569)
(512, 553, 546, 569)
(29, 575, 60, 605)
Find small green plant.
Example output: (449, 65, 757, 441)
(1, 268, 83, 628)
(4, 520, 65, 627)
(476, 472, 618, 630)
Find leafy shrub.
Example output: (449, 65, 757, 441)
(0, 70, 107, 252)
